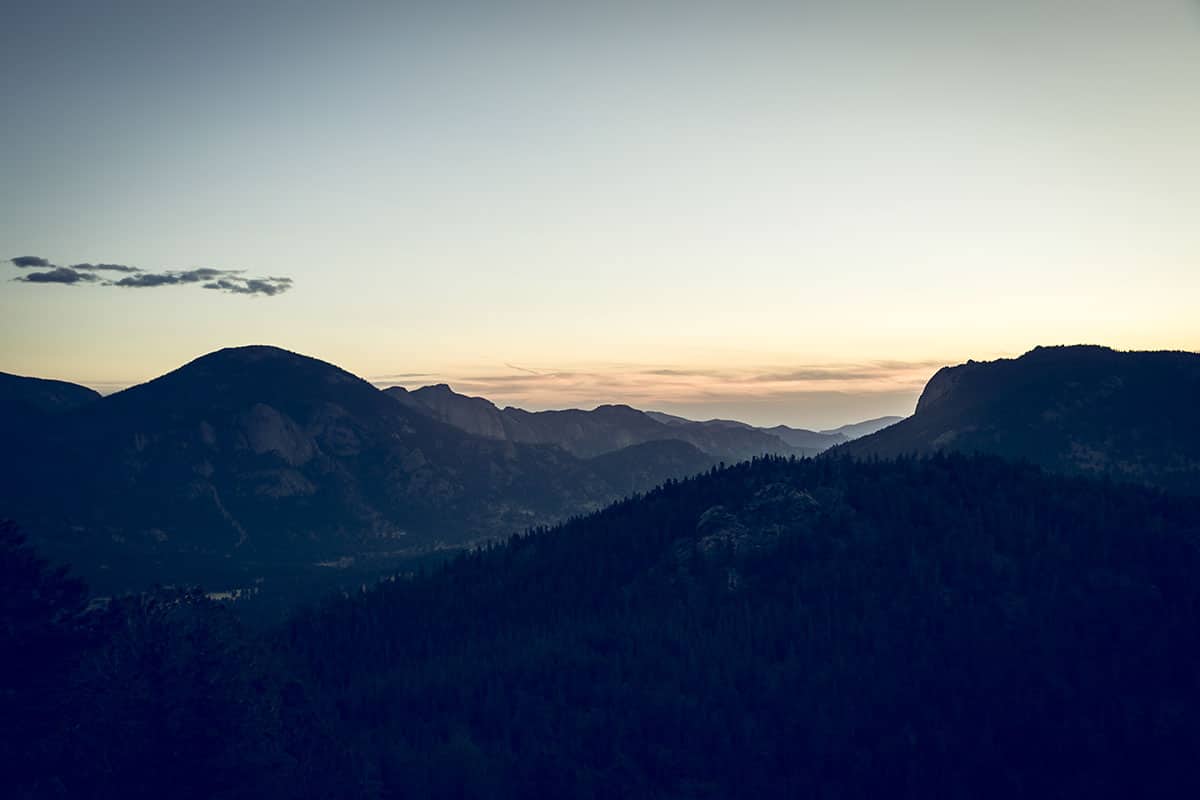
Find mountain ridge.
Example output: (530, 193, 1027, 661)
(839, 344, 1200, 494)
(0, 370, 101, 424)
(2, 345, 718, 592)
(386, 383, 895, 460)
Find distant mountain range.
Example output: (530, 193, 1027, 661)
(0, 348, 710, 590)
(10, 342, 1196, 596)
(387, 383, 899, 460)
(0, 347, 889, 593)
(840, 345, 1200, 494)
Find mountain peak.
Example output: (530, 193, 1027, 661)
(1023, 343, 1114, 357)
(843, 345, 1200, 494)
(175, 344, 354, 375)
(191, 344, 312, 365)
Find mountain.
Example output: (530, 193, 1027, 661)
(387, 384, 866, 460)
(2, 346, 715, 592)
(389, 384, 682, 457)
(643, 414, 906, 450)
(648, 409, 855, 450)
(645, 410, 753, 430)
(0, 371, 99, 422)
(388, 383, 511, 438)
(759, 424, 847, 450)
(819, 415, 904, 439)
(839, 345, 1200, 494)
(585, 439, 718, 496)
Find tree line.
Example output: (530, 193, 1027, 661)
(6, 453, 1200, 798)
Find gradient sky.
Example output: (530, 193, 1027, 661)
(3, 0, 1199, 428)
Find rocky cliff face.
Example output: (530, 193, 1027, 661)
(913, 365, 966, 414)
(390, 384, 511, 440)
(838, 345, 1200, 495)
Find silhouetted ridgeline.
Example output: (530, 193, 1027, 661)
(0, 346, 716, 594)
(0, 345, 897, 597)
(840, 345, 1200, 494)
(388, 383, 865, 460)
(0, 371, 99, 435)
(8, 455, 1200, 798)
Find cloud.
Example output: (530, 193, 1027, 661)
(114, 268, 292, 295)
(69, 262, 142, 273)
(6, 255, 294, 297)
(10, 256, 53, 268)
(113, 267, 228, 288)
(12, 255, 140, 272)
(16, 267, 100, 284)
(372, 372, 436, 381)
(752, 361, 947, 383)
(504, 363, 545, 376)
(245, 277, 293, 296)
(438, 361, 942, 396)
(112, 272, 180, 288)
(373, 358, 944, 426)
(204, 276, 293, 296)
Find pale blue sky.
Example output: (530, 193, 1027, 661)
(3, 1, 1199, 427)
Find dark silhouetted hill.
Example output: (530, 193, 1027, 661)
(276, 454, 1200, 798)
(0, 371, 99, 422)
(819, 415, 903, 439)
(839, 345, 1200, 494)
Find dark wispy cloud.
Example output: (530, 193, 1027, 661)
(504, 362, 546, 376)
(202, 276, 294, 296)
(17, 266, 101, 284)
(111, 267, 292, 295)
(68, 262, 142, 273)
(111, 272, 176, 288)
(371, 372, 436, 381)
(752, 361, 947, 383)
(114, 268, 236, 288)
(7, 256, 293, 297)
(10, 256, 53, 268)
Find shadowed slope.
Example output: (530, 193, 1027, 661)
(288, 454, 1200, 798)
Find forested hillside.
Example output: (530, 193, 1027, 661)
(9, 454, 1200, 798)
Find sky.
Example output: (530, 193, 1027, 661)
(2, 0, 1199, 428)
